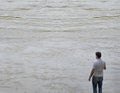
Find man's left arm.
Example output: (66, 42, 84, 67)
(104, 62, 106, 70)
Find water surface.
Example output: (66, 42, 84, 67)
(0, 0, 120, 93)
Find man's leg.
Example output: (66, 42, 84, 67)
(92, 76, 97, 93)
(98, 77, 103, 93)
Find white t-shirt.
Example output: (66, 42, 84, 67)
(93, 59, 106, 77)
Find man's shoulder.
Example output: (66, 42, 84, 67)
(94, 59, 105, 65)
(93, 61, 97, 65)
(97, 59, 105, 62)
(101, 59, 106, 63)
(94, 60, 99, 63)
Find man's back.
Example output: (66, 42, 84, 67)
(93, 59, 106, 77)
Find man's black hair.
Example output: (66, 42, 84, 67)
(96, 52, 101, 58)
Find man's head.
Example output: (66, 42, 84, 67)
(96, 52, 101, 59)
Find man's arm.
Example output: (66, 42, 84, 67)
(88, 68, 95, 81)
(104, 62, 106, 70)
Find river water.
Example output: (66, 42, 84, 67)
(0, 0, 120, 93)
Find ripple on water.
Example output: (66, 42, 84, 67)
(45, 5, 68, 8)
(93, 15, 120, 19)
(0, 16, 21, 19)
(14, 8, 32, 11)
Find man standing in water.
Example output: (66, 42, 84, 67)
(88, 52, 106, 93)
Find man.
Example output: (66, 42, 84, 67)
(88, 52, 106, 93)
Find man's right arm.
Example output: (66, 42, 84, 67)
(88, 68, 95, 81)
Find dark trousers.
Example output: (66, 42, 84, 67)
(92, 76, 103, 93)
